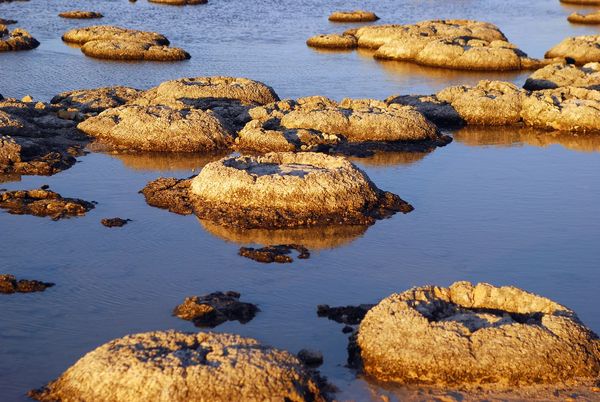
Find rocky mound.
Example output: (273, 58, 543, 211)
(328, 10, 379, 23)
(51, 86, 143, 115)
(29, 331, 327, 402)
(58, 11, 103, 19)
(236, 96, 446, 154)
(524, 63, 600, 90)
(354, 281, 600, 386)
(148, 0, 208, 4)
(140, 176, 194, 214)
(62, 25, 169, 45)
(306, 34, 357, 49)
(0, 187, 95, 220)
(80, 39, 190, 61)
(77, 104, 233, 152)
(545, 36, 600, 65)
(0, 274, 54, 294)
(568, 11, 600, 24)
(173, 291, 258, 327)
(188, 152, 413, 229)
(0, 27, 39, 51)
(521, 86, 600, 132)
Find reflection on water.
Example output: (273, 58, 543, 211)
(108, 151, 229, 172)
(199, 218, 368, 250)
(453, 126, 600, 153)
(347, 150, 431, 167)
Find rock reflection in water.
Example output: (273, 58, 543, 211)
(198, 218, 368, 250)
(453, 125, 600, 153)
(348, 150, 431, 167)
(106, 150, 229, 172)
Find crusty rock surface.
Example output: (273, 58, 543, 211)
(140, 177, 194, 214)
(385, 94, 464, 127)
(354, 281, 600, 386)
(568, 11, 600, 24)
(306, 34, 357, 49)
(77, 104, 233, 152)
(328, 10, 379, 23)
(239, 244, 310, 263)
(62, 25, 169, 45)
(236, 96, 446, 154)
(524, 62, 600, 90)
(0, 27, 39, 51)
(148, 0, 207, 4)
(189, 152, 413, 229)
(58, 10, 103, 19)
(0, 274, 54, 294)
(545, 36, 600, 65)
(51, 86, 143, 115)
(0, 187, 95, 220)
(81, 39, 190, 61)
(29, 331, 327, 402)
(173, 291, 258, 327)
(521, 87, 600, 132)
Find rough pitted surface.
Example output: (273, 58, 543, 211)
(436, 81, 525, 125)
(148, 0, 207, 4)
(568, 11, 600, 24)
(81, 39, 190, 61)
(237, 96, 446, 154)
(0, 188, 95, 220)
(58, 10, 103, 19)
(0, 27, 39, 51)
(521, 87, 600, 132)
(101, 217, 131, 227)
(354, 281, 600, 386)
(62, 25, 169, 45)
(239, 244, 310, 263)
(51, 86, 143, 115)
(29, 331, 327, 402)
(140, 177, 193, 214)
(77, 104, 233, 152)
(545, 36, 600, 65)
(306, 34, 357, 49)
(189, 152, 413, 229)
(173, 291, 258, 327)
(328, 10, 379, 23)
(524, 63, 600, 90)
(0, 274, 54, 294)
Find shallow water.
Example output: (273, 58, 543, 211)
(1, 0, 600, 401)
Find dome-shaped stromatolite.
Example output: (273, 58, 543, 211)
(306, 34, 357, 49)
(189, 152, 413, 229)
(328, 10, 379, 23)
(568, 11, 600, 24)
(148, 0, 207, 4)
(521, 86, 600, 132)
(354, 281, 600, 386)
(58, 10, 103, 19)
(545, 36, 600, 65)
(29, 331, 327, 402)
(523, 62, 600, 90)
(236, 96, 444, 153)
(81, 39, 190, 61)
(0, 27, 39, 51)
(77, 104, 233, 152)
(51, 86, 143, 114)
(62, 25, 169, 45)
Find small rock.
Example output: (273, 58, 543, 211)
(101, 217, 131, 227)
(173, 291, 259, 327)
(0, 274, 54, 294)
(297, 349, 323, 367)
(239, 244, 310, 263)
(21, 95, 33, 102)
(342, 325, 354, 333)
(317, 303, 374, 325)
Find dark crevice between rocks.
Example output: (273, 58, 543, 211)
(239, 244, 310, 263)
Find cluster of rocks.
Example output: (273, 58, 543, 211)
(62, 25, 190, 61)
(0, 187, 95, 220)
(308, 19, 552, 71)
(0, 25, 39, 51)
(239, 244, 310, 263)
(173, 291, 258, 327)
(0, 274, 54, 294)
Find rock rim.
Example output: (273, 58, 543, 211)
(62, 25, 170, 45)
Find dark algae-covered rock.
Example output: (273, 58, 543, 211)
(101, 217, 131, 227)
(140, 177, 193, 215)
(0, 274, 54, 294)
(239, 244, 310, 263)
(317, 303, 375, 325)
(172, 291, 258, 327)
(0, 188, 95, 220)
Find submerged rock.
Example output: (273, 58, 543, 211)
(58, 10, 103, 19)
(523, 62, 600, 90)
(568, 11, 600, 25)
(236, 96, 447, 154)
(81, 39, 190, 61)
(0, 188, 95, 220)
(306, 34, 357, 49)
(140, 176, 193, 215)
(0, 19, 17, 25)
(51, 86, 143, 115)
(77, 104, 233, 152)
(29, 331, 327, 402)
(545, 36, 600, 65)
(62, 25, 169, 45)
(173, 291, 258, 327)
(148, 0, 207, 4)
(297, 349, 324, 367)
(101, 217, 131, 227)
(188, 152, 413, 229)
(0, 274, 54, 294)
(353, 281, 600, 386)
(328, 10, 379, 23)
(317, 304, 374, 325)
(0, 27, 39, 51)
(239, 244, 310, 263)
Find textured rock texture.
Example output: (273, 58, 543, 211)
(328, 10, 379, 23)
(524, 62, 600, 90)
(545, 36, 600, 65)
(0, 27, 39, 51)
(306, 34, 357, 49)
(81, 39, 190, 61)
(51, 86, 142, 115)
(0, 187, 95, 220)
(173, 291, 258, 327)
(58, 10, 103, 19)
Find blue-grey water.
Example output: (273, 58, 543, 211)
(1, 0, 600, 401)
